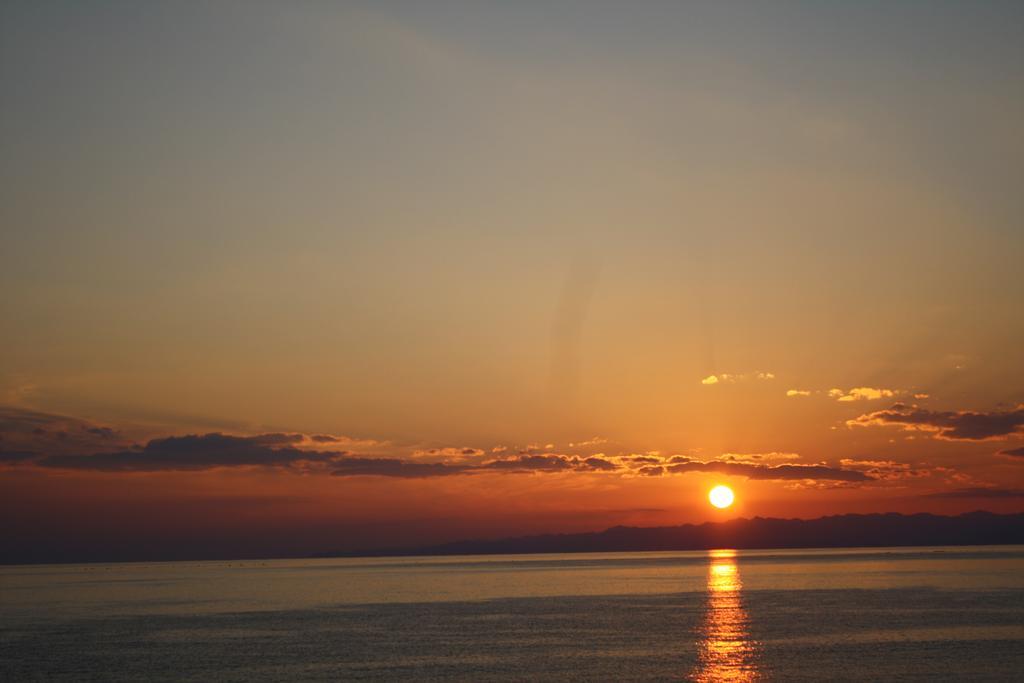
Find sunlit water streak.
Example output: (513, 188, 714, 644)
(691, 549, 762, 681)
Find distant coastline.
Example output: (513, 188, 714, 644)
(318, 511, 1024, 559)
(5, 511, 1022, 566)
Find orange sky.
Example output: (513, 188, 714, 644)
(1, 2, 1022, 561)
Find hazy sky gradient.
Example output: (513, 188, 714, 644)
(2, 1, 1022, 561)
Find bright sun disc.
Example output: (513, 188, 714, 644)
(708, 485, 734, 509)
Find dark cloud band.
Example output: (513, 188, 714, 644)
(664, 458, 871, 482)
(849, 403, 1024, 440)
(2, 408, 877, 482)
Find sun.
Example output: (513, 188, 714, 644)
(708, 485, 735, 509)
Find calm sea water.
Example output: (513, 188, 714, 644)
(2, 546, 1022, 681)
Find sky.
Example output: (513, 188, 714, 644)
(1, 1, 1023, 562)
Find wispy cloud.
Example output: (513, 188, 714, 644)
(411, 447, 486, 463)
(719, 452, 801, 463)
(568, 436, 609, 448)
(662, 458, 870, 482)
(0, 406, 129, 457)
(829, 387, 898, 402)
(701, 371, 775, 386)
(481, 454, 617, 473)
(838, 458, 932, 481)
(785, 386, 914, 401)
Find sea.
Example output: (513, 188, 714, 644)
(2, 546, 1022, 681)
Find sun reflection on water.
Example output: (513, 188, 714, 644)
(690, 549, 761, 681)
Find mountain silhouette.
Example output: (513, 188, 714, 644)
(319, 511, 1024, 558)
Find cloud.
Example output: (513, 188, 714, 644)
(581, 456, 618, 471)
(0, 406, 128, 456)
(830, 387, 897, 402)
(296, 433, 385, 450)
(720, 452, 801, 463)
(784, 386, 922, 401)
(838, 458, 932, 481)
(18, 426, 625, 478)
(35, 434, 344, 472)
(30, 433, 481, 478)
(701, 372, 774, 386)
(411, 447, 486, 463)
(627, 455, 663, 465)
(998, 446, 1024, 458)
(0, 409, 878, 485)
(21, 431, 872, 482)
(568, 436, 609, 447)
(848, 403, 1024, 440)
(339, 453, 620, 477)
(335, 452, 620, 477)
(330, 458, 470, 478)
(663, 458, 871, 482)
(921, 487, 1024, 499)
(245, 433, 306, 446)
(479, 454, 574, 471)
(0, 450, 37, 463)
(311, 434, 343, 443)
(480, 453, 616, 473)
